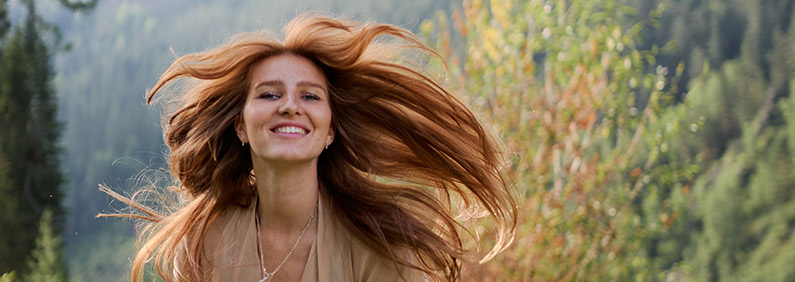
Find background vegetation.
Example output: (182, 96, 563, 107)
(424, 0, 794, 280)
(0, 0, 792, 281)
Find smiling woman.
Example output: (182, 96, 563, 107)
(239, 54, 334, 165)
(102, 13, 516, 282)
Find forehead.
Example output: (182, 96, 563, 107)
(249, 53, 327, 87)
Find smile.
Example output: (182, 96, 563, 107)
(272, 126, 308, 135)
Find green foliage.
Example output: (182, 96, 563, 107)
(635, 0, 794, 101)
(583, 0, 795, 280)
(423, 0, 694, 280)
(24, 209, 67, 282)
(0, 271, 17, 282)
(673, 73, 795, 281)
(684, 61, 768, 158)
(0, 0, 65, 275)
(0, 151, 20, 279)
(650, 1, 795, 280)
(0, 0, 100, 277)
(425, 0, 795, 280)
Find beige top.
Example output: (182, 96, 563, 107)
(192, 195, 427, 282)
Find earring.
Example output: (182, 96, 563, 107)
(325, 141, 329, 150)
(241, 140, 245, 146)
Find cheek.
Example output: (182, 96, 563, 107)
(241, 107, 255, 132)
(242, 104, 269, 127)
(241, 112, 268, 139)
(318, 108, 333, 133)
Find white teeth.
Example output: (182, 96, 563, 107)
(275, 126, 306, 134)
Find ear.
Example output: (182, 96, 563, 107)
(235, 116, 247, 144)
(326, 128, 335, 146)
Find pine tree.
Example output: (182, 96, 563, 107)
(0, 0, 64, 275)
(23, 209, 66, 282)
(652, 1, 795, 280)
(0, 150, 20, 279)
(679, 70, 795, 281)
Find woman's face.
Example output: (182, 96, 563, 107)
(237, 53, 333, 165)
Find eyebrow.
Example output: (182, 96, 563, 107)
(253, 80, 327, 93)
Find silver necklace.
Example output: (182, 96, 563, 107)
(254, 201, 318, 282)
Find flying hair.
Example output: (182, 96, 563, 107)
(103, 13, 517, 282)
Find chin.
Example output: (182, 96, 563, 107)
(263, 152, 320, 163)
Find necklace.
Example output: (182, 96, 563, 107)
(254, 201, 318, 282)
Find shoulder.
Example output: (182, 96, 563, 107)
(201, 203, 259, 279)
(349, 238, 428, 282)
(204, 203, 254, 250)
(171, 203, 258, 281)
(326, 204, 427, 282)
(316, 196, 427, 281)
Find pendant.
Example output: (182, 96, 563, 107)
(259, 270, 272, 282)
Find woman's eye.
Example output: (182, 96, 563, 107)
(258, 92, 280, 100)
(302, 93, 321, 101)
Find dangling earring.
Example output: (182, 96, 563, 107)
(241, 140, 245, 146)
(325, 141, 329, 150)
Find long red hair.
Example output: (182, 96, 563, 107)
(107, 14, 516, 281)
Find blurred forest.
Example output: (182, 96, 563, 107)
(0, 0, 793, 281)
(422, 0, 795, 280)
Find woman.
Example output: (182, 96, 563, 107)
(106, 14, 516, 281)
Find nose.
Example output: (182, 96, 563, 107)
(278, 91, 302, 116)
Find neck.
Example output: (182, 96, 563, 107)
(252, 157, 320, 231)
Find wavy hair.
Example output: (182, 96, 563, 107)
(112, 14, 516, 281)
